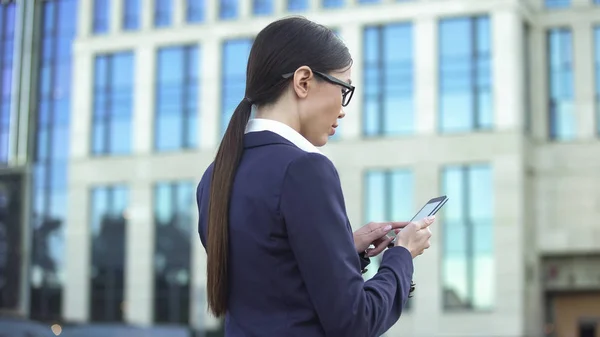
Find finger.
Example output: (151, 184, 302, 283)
(368, 236, 393, 257)
(417, 216, 436, 229)
(359, 223, 393, 243)
(368, 222, 398, 233)
(389, 221, 410, 229)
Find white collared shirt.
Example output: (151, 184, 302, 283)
(245, 118, 323, 155)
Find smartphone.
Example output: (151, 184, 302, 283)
(387, 195, 449, 247)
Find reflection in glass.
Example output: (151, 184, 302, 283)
(154, 0, 172, 27)
(323, 0, 344, 8)
(441, 164, 494, 310)
(439, 16, 492, 133)
(186, 0, 204, 23)
(547, 28, 574, 140)
(363, 169, 414, 308)
(221, 38, 252, 135)
(31, 0, 78, 322)
(363, 23, 413, 137)
(92, 52, 134, 155)
(93, 0, 109, 34)
(287, 0, 308, 11)
(153, 181, 194, 324)
(156, 45, 199, 151)
(123, 0, 140, 31)
(593, 27, 599, 135)
(90, 186, 128, 322)
(220, 0, 238, 19)
(253, 0, 273, 15)
(545, 0, 570, 8)
(0, 3, 16, 165)
(524, 23, 532, 134)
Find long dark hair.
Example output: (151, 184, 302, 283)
(206, 16, 353, 317)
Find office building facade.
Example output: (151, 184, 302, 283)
(1, 0, 599, 336)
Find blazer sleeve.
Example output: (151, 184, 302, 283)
(280, 152, 414, 337)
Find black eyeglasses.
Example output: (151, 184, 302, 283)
(282, 70, 355, 107)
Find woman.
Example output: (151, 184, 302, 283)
(197, 16, 434, 337)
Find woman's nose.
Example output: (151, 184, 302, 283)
(338, 108, 346, 119)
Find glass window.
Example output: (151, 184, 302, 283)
(545, 0, 570, 8)
(358, 0, 380, 4)
(186, 0, 204, 23)
(123, 0, 140, 31)
(153, 181, 195, 324)
(220, 0, 238, 19)
(363, 169, 414, 309)
(441, 164, 494, 311)
(221, 38, 252, 135)
(253, 0, 273, 15)
(155, 0, 172, 27)
(155, 45, 199, 151)
(30, 0, 78, 322)
(92, 52, 134, 156)
(363, 23, 414, 137)
(547, 28, 574, 140)
(594, 27, 600, 136)
(0, 2, 16, 164)
(287, 0, 308, 11)
(90, 185, 129, 322)
(323, 0, 344, 8)
(439, 16, 492, 133)
(524, 23, 532, 134)
(93, 0, 110, 34)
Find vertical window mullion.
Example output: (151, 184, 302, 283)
(378, 26, 385, 135)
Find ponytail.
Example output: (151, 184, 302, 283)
(206, 98, 253, 317)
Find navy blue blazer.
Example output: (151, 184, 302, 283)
(197, 131, 414, 337)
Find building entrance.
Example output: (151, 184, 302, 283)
(553, 293, 600, 337)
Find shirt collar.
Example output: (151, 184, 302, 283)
(245, 118, 323, 155)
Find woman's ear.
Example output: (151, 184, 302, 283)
(292, 66, 314, 100)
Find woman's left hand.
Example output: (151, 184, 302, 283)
(353, 221, 408, 257)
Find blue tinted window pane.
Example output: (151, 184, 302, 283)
(31, 0, 78, 322)
(358, 0, 380, 3)
(439, 16, 492, 133)
(323, 0, 344, 8)
(287, 0, 308, 11)
(92, 52, 134, 155)
(123, 0, 140, 30)
(253, 0, 273, 15)
(363, 168, 414, 309)
(545, 0, 570, 8)
(595, 27, 600, 135)
(90, 185, 128, 322)
(220, 0, 238, 19)
(547, 28, 574, 140)
(93, 0, 109, 34)
(221, 39, 252, 135)
(156, 45, 199, 151)
(153, 181, 195, 323)
(0, 3, 16, 164)
(155, 0, 172, 27)
(187, 0, 204, 23)
(363, 23, 414, 137)
(442, 164, 494, 311)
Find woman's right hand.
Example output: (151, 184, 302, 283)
(394, 216, 435, 258)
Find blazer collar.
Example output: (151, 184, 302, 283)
(244, 118, 323, 154)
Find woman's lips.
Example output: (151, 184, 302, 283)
(329, 125, 337, 136)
